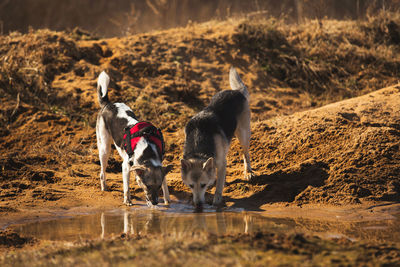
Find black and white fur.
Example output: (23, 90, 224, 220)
(181, 67, 254, 209)
(96, 71, 172, 206)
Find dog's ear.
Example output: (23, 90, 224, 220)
(132, 165, 148, 177)
(162, 165, 174, 175)
(202, 157, 214, 173)
(181, 159, 191, 173)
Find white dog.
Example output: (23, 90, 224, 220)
(96, 71, 172, 206)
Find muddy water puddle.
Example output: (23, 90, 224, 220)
(9, 203, 400, 244)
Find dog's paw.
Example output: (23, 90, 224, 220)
(212, 195, 224, 207)
(124, 200, 133, 206)
(147, 202, 160, 209)
(244, 172, 255, 181)
(164, 200, 171, 206)
(101, 185, 108, 191)
(213, 201, 226, 209)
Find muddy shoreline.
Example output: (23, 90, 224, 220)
(1, 203, 400, 266)
(2, 202, 400, 231)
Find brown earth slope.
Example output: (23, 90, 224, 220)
(0, 15, 399, 216)
(229, 85, 400, 209)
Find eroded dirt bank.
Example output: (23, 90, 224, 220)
(1, 15, 399, 216)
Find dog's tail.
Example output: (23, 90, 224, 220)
(97, 71, 110, 108)
(229, 67, 249, 99)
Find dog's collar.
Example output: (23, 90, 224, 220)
(123, 122, 165, 158)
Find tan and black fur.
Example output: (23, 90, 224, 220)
(181, 67, 254, 210)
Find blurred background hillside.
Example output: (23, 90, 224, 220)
(0, 0, 399, 36)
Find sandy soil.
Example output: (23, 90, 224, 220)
(1, 21, 399, 215)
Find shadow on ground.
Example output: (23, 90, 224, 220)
(228, 161, 330, 210)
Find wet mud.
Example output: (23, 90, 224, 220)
(9, 205, 400, 244)
(1, 204, 400, 266)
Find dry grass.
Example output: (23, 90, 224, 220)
(233, 11, 400, 104)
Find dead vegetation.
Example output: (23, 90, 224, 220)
(233, 11, 400, 101)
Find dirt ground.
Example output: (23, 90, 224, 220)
(0, 14, 400, 265)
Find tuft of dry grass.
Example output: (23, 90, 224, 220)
(0, 30, 104, 130)
(233, 11, 400, 104)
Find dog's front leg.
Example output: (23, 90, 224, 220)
(213, 161, 226, 206)
(122, 160, 132, 206)
(161, 178, 170, 205)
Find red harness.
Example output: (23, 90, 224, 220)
(123, 122, 164, 158)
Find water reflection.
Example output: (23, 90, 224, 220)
(107, 209, 265, 238)
(11, 203, 400, 243)
(13, 204, 287, 241)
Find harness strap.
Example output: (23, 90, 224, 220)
(123, 122, 165, 158)
(124, 127, 134, 156)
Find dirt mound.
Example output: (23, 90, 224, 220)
(0, 15, 399, 214)
(226, 85, 400, 208)
(233, 13, 400, 98)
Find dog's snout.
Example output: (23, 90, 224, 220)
(150, 193, 158, 205)
(193, 193, 205, 209)
(148, 185, 160, 205)
(151, 198, 158, 205)
(194, 202, 203, 212)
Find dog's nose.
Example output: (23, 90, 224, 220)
(150, 186, 160, 205)
(194, 203, 203, 213)
(151, 198, 158, 205)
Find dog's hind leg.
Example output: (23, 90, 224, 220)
(235, 102, 254, 181)
(161, 178, 170, 205)
(97, 117, 112, 191)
